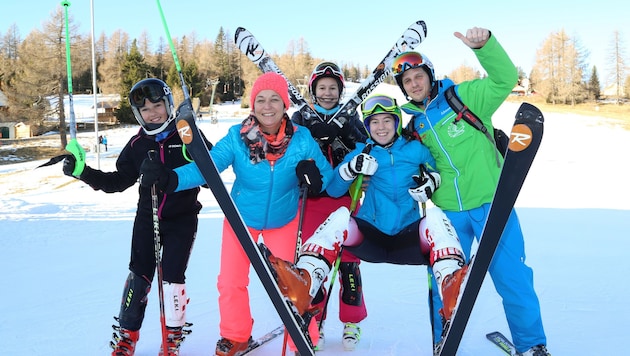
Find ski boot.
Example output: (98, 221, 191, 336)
(215, 336, 253, 356)
(159, 323, 192, 356)
(342, 322, 361, 351)
(264, 206, 349, 314)
(110, 324, 139, 356)
(420, 207, 467, 320)
(314, 320, 325, 351)
(517, 344, 551, 356)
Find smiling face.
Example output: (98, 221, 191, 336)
(367, 113, 397, 146)
(253, 89, 287, 134)
(139, 100, 168, 125)
(313, 77, 341, 110)
(400, 67, 432, 102)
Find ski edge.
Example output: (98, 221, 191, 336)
(242, 325, 285, 355)
(486, 331, 517, 356)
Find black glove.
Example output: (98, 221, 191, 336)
(310, 122, 339, 145)
(62, 155, 78, 178)
(139, 158, 177, 193)
(295, 159, 323, 195)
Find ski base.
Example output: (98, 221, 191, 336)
(486, 331, 517, 355)
(241, 325, 285, 355)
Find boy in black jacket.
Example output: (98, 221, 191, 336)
(63, 78, 211, 356)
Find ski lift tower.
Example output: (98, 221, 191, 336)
(207, 78, 220, 124)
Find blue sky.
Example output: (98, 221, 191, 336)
(1, 0, 627, 84)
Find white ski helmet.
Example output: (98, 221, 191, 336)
(129, 78, 176, 135)
(391, 51, 436, 98)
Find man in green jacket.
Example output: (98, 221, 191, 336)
(392, 27, 549, 356)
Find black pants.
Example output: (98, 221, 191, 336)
(129, 212, 197, 283)
(346, 218, 430, 265)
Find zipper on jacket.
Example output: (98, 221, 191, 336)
(425, 99, 464, 211)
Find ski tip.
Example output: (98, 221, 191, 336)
(516, 102, 544, 123)
(417, 20, 428, 36)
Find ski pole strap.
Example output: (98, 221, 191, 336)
(445, 86, 501, 166)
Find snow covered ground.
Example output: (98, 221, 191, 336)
(1, 83, 629, 355)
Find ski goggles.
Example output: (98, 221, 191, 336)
(361, 95, 398, 117)
(392, 52, 426, 76)
(310, 64, 343, 83)
(130, 85, 170, 107)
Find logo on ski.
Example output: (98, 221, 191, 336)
(176, 121, 193, 144)
(508, 123, 533, 152)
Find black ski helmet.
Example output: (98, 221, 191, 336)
(391, 51, 436, 98)
(129, 78, 175, 135)
(308, 62, 345, 105)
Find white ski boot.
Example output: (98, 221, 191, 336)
(342, 322, 361, 351)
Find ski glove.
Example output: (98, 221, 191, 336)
(339, 153, 378, 181)
(295, 159, 323, 195)
(139, 157, 178, 193)
(310, 122, 339, 145)
(408, 168, 441, 203)
(62, 139, 86, 178)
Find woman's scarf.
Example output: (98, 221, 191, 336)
(240, 113, 294, 164)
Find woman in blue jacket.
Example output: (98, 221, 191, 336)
(140, 72, 333, 356)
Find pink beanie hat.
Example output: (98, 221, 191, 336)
(250, 72, 291, 109)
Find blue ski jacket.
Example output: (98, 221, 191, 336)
(174, 122, 333, 230)
(326, 137, 435, 235)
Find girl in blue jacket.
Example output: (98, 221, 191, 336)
(264, 94, 469, 337)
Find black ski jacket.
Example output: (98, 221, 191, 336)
(79, 128, 213, 220)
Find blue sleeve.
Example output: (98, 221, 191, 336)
(173, 125, 237, 192)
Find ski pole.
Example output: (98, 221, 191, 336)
(281, 183, 309, 356)
(61, 0, 77, 140)
(37, 1, 78, 169)
(155, 0, 190, 103)
(147, 150, 169, 354)
(318, 143, 372, 334)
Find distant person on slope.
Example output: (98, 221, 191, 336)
(62, 78, 212, 356)
(392, 27, 549, 355)
(290, 62, 368, 351)
(139, 72, 334, 356)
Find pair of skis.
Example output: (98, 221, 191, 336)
(434, 102, 545, 355)
(234, 21, 427, 158)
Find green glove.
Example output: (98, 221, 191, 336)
(65, 139, 86, 177)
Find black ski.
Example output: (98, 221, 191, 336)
(434, 102, 544, 355)
(235, 21, 426, 154)
(486, 331, 517, 355)
(242, 325, 285, 355)
(174, 103, 315, 356)
(326, 20, 427, 124)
